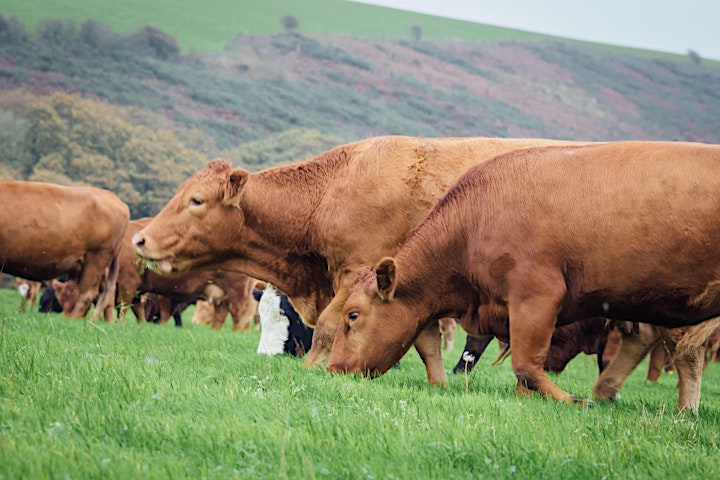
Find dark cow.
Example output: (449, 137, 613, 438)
(453, 319, 615, 375)
(143, 293, 187, 327)
(38, 284, 63, 313)
(253, 284, 314, 357)
(131, 136, 583, 386)
(327, 141, 720, 411)
(0, 180, 129, 320)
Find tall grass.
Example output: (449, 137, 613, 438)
(1, 288, 719, 479)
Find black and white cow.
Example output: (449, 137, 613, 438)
(253, 284, 313, 357)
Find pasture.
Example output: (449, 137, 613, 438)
(0, 0, 688, 63)
(0, 0, 551, 52)
(1, 287, 719, 479)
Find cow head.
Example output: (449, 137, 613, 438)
(132, 159, 249, 274)
(327, 258, 420, 378)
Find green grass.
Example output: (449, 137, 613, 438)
(1, 287, 719, 479)
(0, 0, 653, 56)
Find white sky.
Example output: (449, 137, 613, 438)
(354, 0, 720, 60)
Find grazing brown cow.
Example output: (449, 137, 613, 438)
(132, 136, 582, 385)
(0, 181, 129, 320)
(326, 141, 720, 409)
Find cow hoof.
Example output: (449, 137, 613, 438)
(572, 397, 595, 407)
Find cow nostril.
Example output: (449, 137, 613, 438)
(132, 233, 145, 249)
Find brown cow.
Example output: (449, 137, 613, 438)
(326, 141, 720, 409)
(132, 136, 582, 385)
(0, 181, 129, 320)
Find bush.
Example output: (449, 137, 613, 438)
(122, 25, 180, 61)
(0, 14, 27, 45)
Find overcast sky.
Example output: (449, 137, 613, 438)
(354, 0, 720, 60)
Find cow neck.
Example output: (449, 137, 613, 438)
(228, 169, 333, 322)
(393, 214, 476, 324)
(241, 168, 326, 253)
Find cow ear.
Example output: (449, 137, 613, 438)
(224, 168, 249, 206)
(375, 257, 397, 301)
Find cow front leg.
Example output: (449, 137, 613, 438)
(593, 325, 659, 401)
(508, 289, 575, 403)
(413, 320, 448, 387)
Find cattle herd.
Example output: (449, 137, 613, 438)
(4, 135, 720, 413)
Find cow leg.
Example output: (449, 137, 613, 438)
(674, 346, 704, 413)
(69, 260, 105, 319)
(439, 317, 456, 351)
(211, 301, 230, 330)
(94, 254, 121, 323)
(158, 297, 173, 324)
(507, 283, 572, 402)
(413, 320, 448, 387)
(593, 326, 659, 401)
(230, 303, 253, 331)
(131, 298, 147, 322)
(646, 340, 668, 382)
(452, 334, 494, 374)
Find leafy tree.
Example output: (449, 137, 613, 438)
(687, 49, 702, 65)
(79, 19, 119, 49)
(0, 14, 28, 45)
(36, 18, 77, 50)
(411, 25, 422, 42)
(123, 25, 180, 61)
(282, 15, 299, 32)
(0, 91, 208, 217)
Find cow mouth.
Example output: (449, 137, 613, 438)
(143, 258, 173, 274)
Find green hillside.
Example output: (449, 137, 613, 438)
(0, 5, 718, 218)
(0, 0, 642, 53)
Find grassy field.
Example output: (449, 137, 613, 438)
(0, 0, 549, 51)
(1, 287, 719, 479)
(0, 0, 670, 59)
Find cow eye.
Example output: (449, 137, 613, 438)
(348, 312, 358, 321)
(189, 197, 203, 207)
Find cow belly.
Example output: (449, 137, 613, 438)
(559, 284, 720, 329)
(0, 258, 83, 282)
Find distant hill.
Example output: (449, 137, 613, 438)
(0, 0, 687, 58)
(0, 10, 718, 217)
